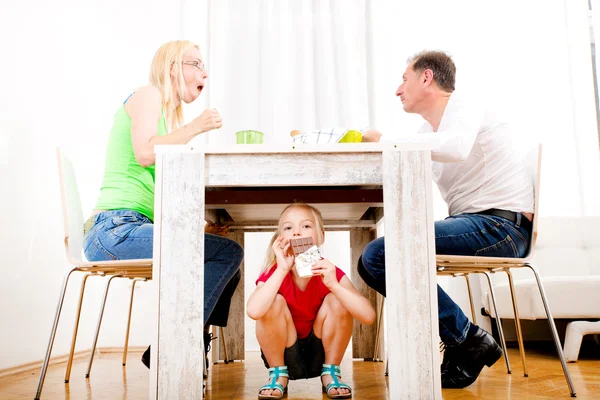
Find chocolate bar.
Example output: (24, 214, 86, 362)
(290, 237, 314, 256)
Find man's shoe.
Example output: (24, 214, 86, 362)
(441, 326, 502, 389)
(141, 345, 151, 369)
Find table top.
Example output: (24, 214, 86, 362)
(156, 140, 437, 231)
(155, 139, 438, 154)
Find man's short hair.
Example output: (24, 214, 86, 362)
(408, 51, 456, 92)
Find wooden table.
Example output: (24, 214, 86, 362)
(151, 143, 441, 399)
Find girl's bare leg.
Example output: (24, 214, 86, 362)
(256, 294, 297, 397)
(313, 293, 353, 396)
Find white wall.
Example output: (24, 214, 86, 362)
(0, 0, 184, 369)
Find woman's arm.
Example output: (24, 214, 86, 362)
(246, 269, 288, 320)
(127, 85, 222, 167)
(329, 276, 376, 325)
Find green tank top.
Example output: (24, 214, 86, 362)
(95, 103, 167, 221)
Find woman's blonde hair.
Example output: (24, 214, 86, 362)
(149, 40, 199, 131)
(261, 203, 325, 274)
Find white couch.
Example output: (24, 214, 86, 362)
(482, 217, 600, 361)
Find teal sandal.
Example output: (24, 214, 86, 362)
(258, 366, 289, 399)
(321, 364, 352, 399)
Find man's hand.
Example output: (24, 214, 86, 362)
(361, 129, 382, 142)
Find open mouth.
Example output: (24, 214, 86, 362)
(197, 84, 204, 93)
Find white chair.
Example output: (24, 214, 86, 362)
(34, 149, 152, 399)
(436, 144, 576, 397)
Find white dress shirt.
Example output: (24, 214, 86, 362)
(419, 92, 534, 216)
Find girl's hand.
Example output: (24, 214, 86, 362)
(311, 258, 338, 290)
(273, 236, 294, 272)
(193, 108, 222, 134)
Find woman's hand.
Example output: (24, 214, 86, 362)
(311, 258, 338, 290)
(273, 236, 294, 272)
(193, 108, 223, 134)
(204, 222, 229, 237)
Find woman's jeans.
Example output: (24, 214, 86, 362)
(358, 213, 531, 346)
(83, 210, 243, 327)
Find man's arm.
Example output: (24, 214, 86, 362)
(429, 98, 484, 163)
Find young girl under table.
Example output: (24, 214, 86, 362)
(246, 203, 376, 399)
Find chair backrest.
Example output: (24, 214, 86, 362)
(56, 148, 85, 264)
(523, 143, 542, 260)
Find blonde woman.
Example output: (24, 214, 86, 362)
(83, 40, 243, 369)
(247, 203, 376, 399)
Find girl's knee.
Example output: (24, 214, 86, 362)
(263, 294, 289, 319)
(323, 294, 350, 318)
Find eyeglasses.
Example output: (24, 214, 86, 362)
(182, 60, 205, 72)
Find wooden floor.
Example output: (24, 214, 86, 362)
(2, 347, 599, 399)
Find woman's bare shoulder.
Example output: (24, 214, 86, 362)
(125, 85, 162, 115)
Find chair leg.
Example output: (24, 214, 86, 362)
(462, 274, 477, 325)
(525, 264, 577, 397)
(85, 275, 120, 378)
(505, 269, 528, 377)
(65, 274, 93, 383)
(122, 279, 141, 366)
(482, 271, 511, 374)
(219, 326, 230, 363)
(373, 297, 385, 361)
(35, 267, 78, 400)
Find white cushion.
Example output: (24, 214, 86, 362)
(483, 276, 600, 320)
(482, 217, 600, 320)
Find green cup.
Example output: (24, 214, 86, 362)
(338, 129, 363, 143)
(236, 130, 264, 144)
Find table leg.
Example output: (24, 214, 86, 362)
(212, 230, 245, 362)
(153, 151, 206, 399)
(350, 228, 378, 359)
(382, 150, 440, 399)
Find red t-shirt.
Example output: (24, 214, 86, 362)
(256, 264, 346, 338)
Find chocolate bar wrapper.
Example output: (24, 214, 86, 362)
(295, 245, 321, 278)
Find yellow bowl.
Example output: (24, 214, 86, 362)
(338, 130, 362, 143)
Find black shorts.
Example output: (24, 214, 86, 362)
(260, 331, 325, 380)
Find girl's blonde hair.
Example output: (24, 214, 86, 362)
(149, 40, 199, 131)
(261, 203, 325, 274)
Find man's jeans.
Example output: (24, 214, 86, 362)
(358, 213, 531, 346)
(83, 210, 243, 327)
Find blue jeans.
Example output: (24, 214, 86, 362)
(83, 210, 243, 327)
(358, 213, 531, 346)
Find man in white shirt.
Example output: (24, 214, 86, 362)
(358, 50, 534, 389)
